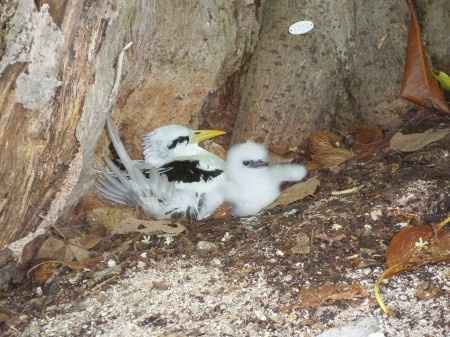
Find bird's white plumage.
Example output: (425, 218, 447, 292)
(97, 119, 210, 219)
(97, 122, 225, 219)
(204, 141, 307, 217)
(143, 124, 225, 194)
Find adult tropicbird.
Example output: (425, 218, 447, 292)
(98, 119, 207, 219)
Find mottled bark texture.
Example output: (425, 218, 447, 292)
(230, 0, 450, 155)
(0, 0, 448, 246)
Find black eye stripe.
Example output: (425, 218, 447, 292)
(168, 136, 190, 149)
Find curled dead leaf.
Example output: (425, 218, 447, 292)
(400, 0, 450, 113)
(28, 260, 63, 284)
(308, 131, 353, 169)
(36, 237, 66, 261)
(267, 176, 320, 209)
(375, 220, 450, 315)
(389, 128, 450, 153)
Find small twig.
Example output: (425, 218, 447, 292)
(331, 186, 362, 196)
(308, 228, 315, 264)
(89, 274, 119, 292)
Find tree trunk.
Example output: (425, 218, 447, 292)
(0, 0, 448, 247)
(0, 0, 262, 247)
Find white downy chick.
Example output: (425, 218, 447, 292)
(220, 141, 307, 216)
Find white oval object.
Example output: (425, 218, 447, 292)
(288, 20, 314, 35)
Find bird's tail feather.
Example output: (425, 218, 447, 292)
(97, 117, 181, 219)
(95, 180, 129, 205)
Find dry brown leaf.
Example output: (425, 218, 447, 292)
(308, 131, 353, 169)
(210, 204, 233, 220)
(400, 0, 450, 113)
(389, 128, 450, 152)
(28, 261, 62, 284)
(36, 237, 66, 261)
(0, 311, 12, 323)
(86, 206, 137, 230)
(68, 233, 103, 250)
(349, 126, 385, 158)
(267, 176, 320, 209)
(375, 221, 450, 314)
(298, 282, 368, 309)
(112, 218, 186, 236)
(385, 225, 450, 274)
(65, 244, 91, 262)
(65, 256, 103, 271)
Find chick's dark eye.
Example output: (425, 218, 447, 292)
(243, 160, 250, 166)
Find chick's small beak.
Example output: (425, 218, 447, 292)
(192, 129, 226, 144)
(247, 160, 268, 168)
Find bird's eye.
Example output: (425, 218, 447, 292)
(243, 160, 250, 166)
(168, 136, 190, 149)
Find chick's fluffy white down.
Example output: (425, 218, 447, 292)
(222, 142, 307, 216)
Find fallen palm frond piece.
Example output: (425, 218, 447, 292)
(375, 214, 450, 315)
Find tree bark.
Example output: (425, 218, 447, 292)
(0, 0, 263, 247)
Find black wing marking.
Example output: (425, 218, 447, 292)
(148, 160, 223, 183)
